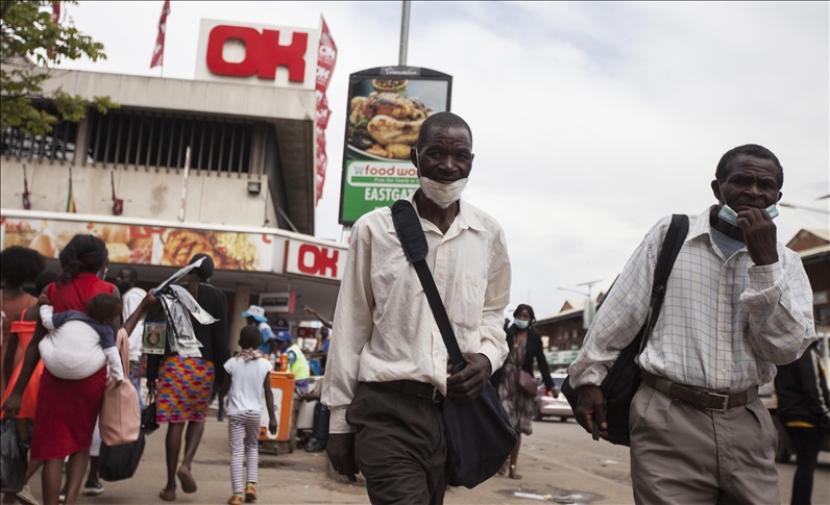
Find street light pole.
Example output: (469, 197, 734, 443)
(399, 0, 411, 66)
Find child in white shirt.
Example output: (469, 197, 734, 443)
(220, 326, 277, 505)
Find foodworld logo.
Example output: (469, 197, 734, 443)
(348, 162, 418, 188)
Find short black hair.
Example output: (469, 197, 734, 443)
(189, 253, 214, 281)
(239, 325, 260, 350)
(58, 235, 108, 282)
(87, 293, 122, 323)
(716, 144, 783, 189)
(1, 246, 45, 288)
(416, 112, 473, 150)
(513, 303, 536, 323)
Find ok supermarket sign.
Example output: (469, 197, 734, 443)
(195, 19, 319, 89)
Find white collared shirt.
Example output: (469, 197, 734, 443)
(569, 207, 815, 392)
(322, 198, 511, 433)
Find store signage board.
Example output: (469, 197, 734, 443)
(259, 291, 297, 313)
(283, 239, 346, 281)
(338, 66, 452, 225)
(0, 213, 345, 283)
(195, 19, 320, 90)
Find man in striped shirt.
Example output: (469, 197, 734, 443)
(569, 144, 815, 504)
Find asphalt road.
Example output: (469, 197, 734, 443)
(18, 416, 830, 505)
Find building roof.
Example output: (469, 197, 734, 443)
(786, 228, 830, 251)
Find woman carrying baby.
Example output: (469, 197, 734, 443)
(2, 235, 118, 505)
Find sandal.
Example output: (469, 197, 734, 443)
(244, 482, 257, 503)
(177, 466, 197, 494)
(159, 488, 176, 502)
(508, 464, 522, 480)
(228, 494, 244, 505)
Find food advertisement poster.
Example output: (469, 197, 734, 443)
(339, 67, 452, 225)
(1, 217, 276, 272)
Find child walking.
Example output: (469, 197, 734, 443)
(221, 326, 277, 505)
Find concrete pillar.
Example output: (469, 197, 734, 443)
(74, 116, 90, 166)
(229, 284, 252, 354)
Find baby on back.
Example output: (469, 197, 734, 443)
(39, 293, 125, 381)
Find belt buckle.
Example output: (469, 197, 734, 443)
(706, 392, 729, 412)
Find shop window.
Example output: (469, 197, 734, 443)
(1, 104, 78, 162)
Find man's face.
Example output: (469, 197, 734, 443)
(411, 125, 474, 182)
(115, 270, 133, 294)
(711, 154, 782, 211)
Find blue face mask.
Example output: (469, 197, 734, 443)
(717, 204, 779, 226)
(514, 319, 529, 329)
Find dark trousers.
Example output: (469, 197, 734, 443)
(346, 382, 447, 505)
(786, 427, 823, 505)
(312, 403, 329, 446)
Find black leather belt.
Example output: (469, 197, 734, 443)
(641, 371, 758, 412)
(367, 380, 443, 403)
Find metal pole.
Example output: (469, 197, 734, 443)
(399, 0, 411, 66)
(178, 146, 191, 222)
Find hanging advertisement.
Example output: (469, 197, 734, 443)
(338, 67, 452, 225)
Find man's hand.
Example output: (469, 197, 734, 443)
(574, 385, 608, 440)
(446, 353, 492, 401)
(2, 392, 22, 418)
(327, 433, 358, 482)
(146, 378, 156, 397)
(736, 208, 778, 265)
(268, 418, 278, 435)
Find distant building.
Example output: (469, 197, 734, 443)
(787, 229, 830, 331)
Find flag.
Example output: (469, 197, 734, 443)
(66, 169, 77, 213)
(150, 0, 171, 69)
(51, 1, 61, 24)
(314, 16, 337, 206)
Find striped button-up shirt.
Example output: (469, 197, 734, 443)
(322, 197, 511, 433)
(569, 206, 815, 392)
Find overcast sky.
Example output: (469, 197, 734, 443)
(58, 1, 829, 319)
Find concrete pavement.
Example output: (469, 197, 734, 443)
(18, 417, 830, 505)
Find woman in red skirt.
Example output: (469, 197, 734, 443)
(3, 235, 117, 505)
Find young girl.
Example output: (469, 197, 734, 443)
(221, 326, 277, 505)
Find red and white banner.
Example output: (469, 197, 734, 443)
(284, 239, 345, 281)
(150, 0, 171, 69)
(314, 16, 337, 205)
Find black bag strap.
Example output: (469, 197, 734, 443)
(638, 214, 689, 353)
(391, 200, 467, 371)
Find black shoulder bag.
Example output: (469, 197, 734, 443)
(561, 214, 689, 446)
(390, 200, 517, 489)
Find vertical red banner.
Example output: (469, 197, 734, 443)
(314, 17, 337, 205)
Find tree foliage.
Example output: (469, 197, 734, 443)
(1, 0, 116, 135)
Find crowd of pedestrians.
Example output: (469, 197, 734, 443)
(0, 111, 826, 505)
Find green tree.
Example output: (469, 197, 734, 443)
(1, 0, 116, 135)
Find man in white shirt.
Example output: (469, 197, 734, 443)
(568, 144, 815, 504)
(322, 112, 510, 505)
(115, 267, 147, 408)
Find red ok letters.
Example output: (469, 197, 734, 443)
(206, 25, 308, 82)
(297, 244, 339, 278)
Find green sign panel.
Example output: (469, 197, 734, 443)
(339, 66, 452, 225)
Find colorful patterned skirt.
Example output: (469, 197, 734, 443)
(156, 355, 215, 424)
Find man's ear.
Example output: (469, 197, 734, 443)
(777, 191, 783, 203)
(410, 147, 418, 171)
(710, 179, 723, 203)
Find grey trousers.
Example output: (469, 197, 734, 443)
(630, 383, 779, 505)
(346, 382, 447, 505)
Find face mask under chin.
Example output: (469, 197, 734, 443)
(418, 176, 468, 208)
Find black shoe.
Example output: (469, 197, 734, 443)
(305, 438, 325, 453)
(83, 480, 104, 496)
